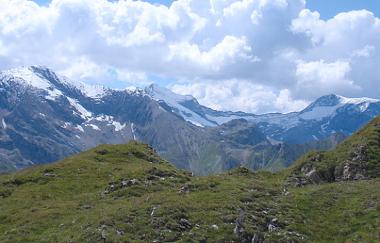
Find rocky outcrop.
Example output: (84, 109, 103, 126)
(334, 145, 369, 181)
(289, 140, 375, 186)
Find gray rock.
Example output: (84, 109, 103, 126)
(116, 229, 125, 236)
(234, 210, 245, 236)
(179, 218, 192, 230)
(268, 218, 279, 232)
(121, 179, 139, 187)
(251, 233, 264, 243)
(178, 186, 190, 194)
(211, 224, 219, 230)
(43, 172, 56, 177)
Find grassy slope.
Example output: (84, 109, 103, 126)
(0, 140, 379, 242)
(289, 116, 380, 182)
(286, 179, 380, 242)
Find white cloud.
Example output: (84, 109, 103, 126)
(59, 56, 149, 85)
(168, 35, 257, 74)
(295, 60, 361, 98)
(291, 9, 380, 99)
(0, 0, 379, 113)
(171, 80, 308, 114)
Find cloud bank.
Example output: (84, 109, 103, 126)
(0, 0, 379, 113)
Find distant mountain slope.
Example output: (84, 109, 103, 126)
(288, 116, 380, 185)
(255, 94, 380, 144)
(144, 84, 256, 127)
(0, 141, 378, 242)
(0, 66, 206, 172)
(151, 85, 380, 144)
(0, 66, 379, 175)
(0, 67, 277, 175)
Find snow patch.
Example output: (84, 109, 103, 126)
(45, 88, 63, 100)
(75, 125, 84, 133)
(338, 95, 379, 105)
(85, 124, 100, 131)
(300, 106, 340, 120)
(93, 115, 115, 124)
(92, 115, 125, 131)
(188, 120, 205, 127)
(359, 103, 370, 112)
(131, 123, 136, 140)
(113, 121, 126, 132)
(67, 97, 92, 119)
(205, 114, 254, 125)
(2, 118, 6, 129)
(62, 122, 71, 128)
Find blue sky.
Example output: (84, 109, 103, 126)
(307, 0, 380, 19)
(33, 0, 174, 6)
(32, 0, 380, 19)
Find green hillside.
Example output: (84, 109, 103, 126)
(289, 116, 380, 185)
(0, 116, 380, 242)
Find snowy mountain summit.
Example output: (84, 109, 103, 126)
(144, 83, 257, 127)
(0, 66, 109, 99)
(299, 94, 379, 121)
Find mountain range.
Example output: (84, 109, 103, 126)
(1, 66, 380, 175)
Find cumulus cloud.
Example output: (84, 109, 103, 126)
(291, 9, 380, 99)
(171, 80, 308, 114)
(0, 0, 379, 113)
(167, 35, 257, 75)
(295, 60, 361, 97)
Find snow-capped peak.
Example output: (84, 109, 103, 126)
(0, 66, 108, 99)
(0, 66, 65, 99)
(306, 94, 342, 108)
(144, 84, 217, 127)
(337, 95, 380, 105)
(59, 75, 108, 99)
(32, 66, 108, 99)
(1, 66, 53, 90)
(306, 94, 379, 109)
(299, 94, 380, 120)
(144, 84, 195, 103)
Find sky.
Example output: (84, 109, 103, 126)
(31, 0, 380, 19)
(1, 0, 380, 114)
